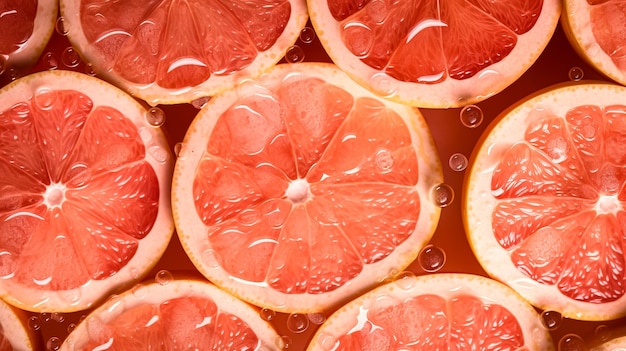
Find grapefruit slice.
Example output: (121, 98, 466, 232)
(464, 82, 626, 321)
(591, 335, 626, 350)
(172, 62, 443, 313)
(562, 0, 626, 87)
(306, 273, 554, 350)
(59, 0, 309, 106)
(0, 298, 38, 351)
(60, 278, 283, 350)
(0, 70, 174, 313)
(308, 0, 561, 108)
(0, 0, 58, 72)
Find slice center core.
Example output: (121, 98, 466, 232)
(44, 183, 66, 208)
(596, 195, 621, 215)
(286, 178, 310, 203)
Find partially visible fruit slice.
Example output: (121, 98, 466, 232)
(60, 278, 283, 350)
(0, 0, 58, 71)
(0, 70, 174, 313)
(172, 62, 443, 313)
(0, 298, 38, 351)
(464, 82, 626, 321)
(308, 0, 561, 108)
(306, 273, 554, 350)
(591, 335, 626, 351)
(60, 0, 309, 106)
(562, 0, 626, 86)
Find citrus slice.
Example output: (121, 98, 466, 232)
(464, 82, 626, 321)
(561, 0, 626, 87)
(60, 278, 283, 350)
(59, 0, 309, 106)
(0, 298, 38, 351)
(172, 62, 443, 313)
(591, 335, 626, 351)
(0, 0, 58, 73)
(306, 273, 554, 350)
(0, 70, 174, 313)
(307, 0, 561, 108)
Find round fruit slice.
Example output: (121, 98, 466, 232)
(172, 62, 443, 313)
(0, 298, 38, 351)
(59, 0, 309, 106)
(0, 70, 174, 313)
(308, 0, 561, 108)
(0, 0, 58, 71)
(562, 0, 626, 87)
(306, 273, 554, 350)
(60, 278, 283, 350)
(464, 82, 626, 321)
(591, 335, 626, 351)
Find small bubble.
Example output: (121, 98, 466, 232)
(7, 67, 19, 81)
(459, 105, 483, 128)
(201, 249, 223, 268)
(285, 45, 305, 64)
(67, 323, 77, 334)
(568, 67, 584, 81)
(59, 289, 81, 305)
(260, 308, 276, 321)
(299, 27, 316, 44)
(84, 63, 97, 77)
(132, 284, 149, 299)
(55, 17, 69, 36)
(418, 244, 446, 272)
(286, 313, 309, 333)
(34, 88, 56, 110)
(191, 96, 210, 109)
(46, 336, 61, 351)
(594, 325, 612, 342)
(318, 333, 338, 351)
(375, 149, 394, 172)
(370, 72, 398, 98)
(40, 312, 52, 322)
(541, 310, 562, 330)
(51, 312, 65, 323)
(155, 270, 173, 285)
(61, 47, 81, 68)
(28, 316, 42, 330)
(281, 336, 293, 349)
(448, 153, 468, 172)
(146, 107, 166, 127)
(394, 271, 416, 290)
(558, 334, 587, 351)
(44, 52, 58, 70)
(307, 312, 326, 325)
(0, 55, 6, 75)
(431, 183, 454, 208)
(174, 142, 188, 159)
(148, 145, 170, 164)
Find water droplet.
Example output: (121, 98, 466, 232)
(34, 88, 56, 110)
(201, 249, 223, 268)
(40, 312, 52, 322)
(394, 271, 416, 290)
(47, 336, 61, 350)
(191, 96, 210, 109)
(281, 336, 293, 349)
(59, 288, 81, 305)
(61, 47, 81, 68)
(84, 63, 97, 77)
(541, 310, 562, 330)
(51, 312, 65, 323)
(155, 270, 173, 285)
(129, 267, 140, 280)
(318, 332, 338, 351)
(0, 55, 6, 75)
(299, 27, 316, 44)
(366, 0, 387, 23)
(66, 163, 91, 188)
(7, 67, 19, 81)
(55, 17, 69, 36)
(67, 323, 77, 334)
(431, 183, 455, 208)
(448, 153, 468, 172)
(307, 312, 326, 325)
(418, 244, 446, 272)
(132, 284, 149, 299)
(238, 208, 261, 226)
(174, 142, 188, 159)
(260, 308, 276, 321)
(594, 325, 612, 342)
(568, 67, 584, 81)
(285, 45, 305, 64)
(148, 145, 170, 164)
(558, 334, 587, 351)
(44, 52, 58, 70)
(459, 105, 483, 128)
(28, 316, 42, 330)
(370, 72, 398, 98)
(287, 313, 309, 333)
(146, 107, 166, 127)
(375, 149, 394, 172)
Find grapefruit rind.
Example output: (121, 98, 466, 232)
(464, 82, 626, 321)
(60, 278, 283, 350)
(307, 0, 561, 108)
(0, 70, 174, 313)
(591, 335, 626, 351)
(59, 0, 309, 106)
(0, 298, 37, 351)
(172, 62, 443, 313)
(306, 273, 554, 351)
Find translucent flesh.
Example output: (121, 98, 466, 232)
(588, 0, 626, 71)
(192, 77, 420, 294)
(0, 0, 37, 55)
(491, 104, 626, 303)
(328, 0, 542, 83)
(79, 0, 291, 89)
(0, 90, 158, 290)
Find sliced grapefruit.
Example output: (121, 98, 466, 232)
(60, 278, 283, 350)
(0, 298, 38, 351)
(306, 273, 554, 350)
(59, 0, 309, 106)
(172, 62, 443, 313)
(308, 0, 561, 108)
(464, 82, 626, 321)
(0, 0, 58, 72)
(562, 0, 626, 87)
(0, 70, 174, 313)
(591, 335, 626, 350)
